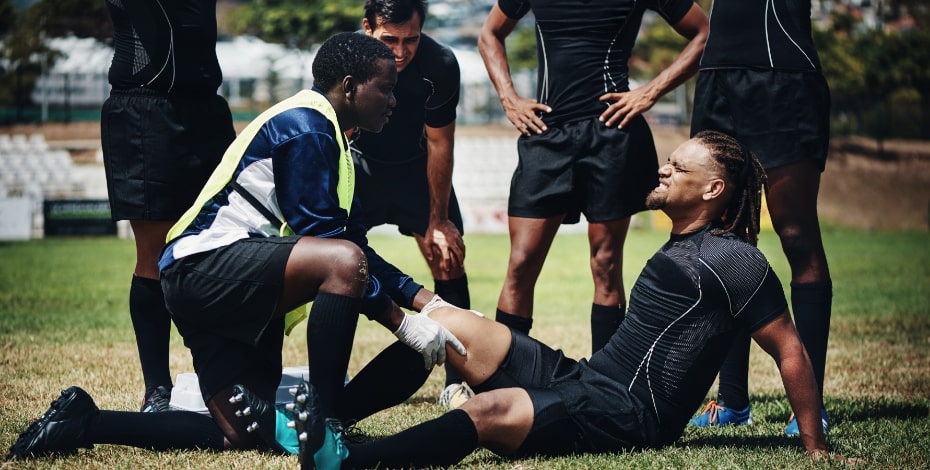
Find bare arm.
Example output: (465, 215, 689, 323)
(478, 4, 551, 136)
(423, 122, 465, 272)
(751, 311, 828, 456)
(598, 3, 709, 128)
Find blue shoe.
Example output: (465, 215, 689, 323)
(785, 408, 829, 437)
(689, 400, 752, 427)
(289, 381, 349, 470)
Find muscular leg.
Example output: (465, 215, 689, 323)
(414, 230, 473, 388)
(588, 218, 630, 353)
(342, 308, 536, 467)
(202, 237, 369, 449)
(767, 160, 832, 400)
(497, 215, 564, 321)
(282, 237, 368, 417)
(714, 160, 831, 412)
(413, 232, 467, 283)
(276, 237, 368, 313)
(766, 161, 830, 283)
(131, 220, 174, 279)
(414, 232, 470, 309)
(345, 388, 535, 468)
(128, 219, 176, 401)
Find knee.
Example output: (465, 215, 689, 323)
(462, 392, 513, 429)
(776, 223, 820, 258)
(460, 389, 534, 451)
(589, 248, 620, 276)
(325, 241, 369, 295)
(507, 249, 544, 278)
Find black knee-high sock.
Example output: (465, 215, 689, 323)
(590, 303, 625, 355)
(306, 293, 360, 417)
(434, 274, 470, 309)
(791, 280, 832, 405)
(86, 410, 225, 451)
(336, 341, 431, 422)
(717, 329, 751, 410)
(495, 309, 533, 335)
(436, 275, 471, 387)
(443, 361, 466, 388)
(345, 409, 478, 468)
(129, 276, 173, 394)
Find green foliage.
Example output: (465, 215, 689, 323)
(814, 10, 930, 139)
(17, 0, 111, 41)
(505, 26, 538, 71)
(0, 0, 109, 108)
(630, 18, 689, 81)
(224, 0, 363, 50)
(0, 0, 15, 37)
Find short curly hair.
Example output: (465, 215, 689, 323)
(312, 32, 394, 92)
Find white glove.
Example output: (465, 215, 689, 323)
(421, 294, 485, 318)
(393, 312, 467, 370)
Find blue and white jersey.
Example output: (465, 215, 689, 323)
(160, 88, 422, 317)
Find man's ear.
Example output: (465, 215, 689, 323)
(343, 75, 357, 101)
(362, 18, 373, 35)
(703, 178, 726, 201)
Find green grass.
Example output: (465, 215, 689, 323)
(1, 226, 928, 469)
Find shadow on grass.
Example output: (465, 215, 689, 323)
(746, 392, 928, 424)
(678, 433, 797, 451)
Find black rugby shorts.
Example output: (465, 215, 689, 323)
(102, 90, 235, 221)
(161, 236, 296, 401)
(691, 69, 831, 171)
(488, 332, 651, 456)
(508, 116, 658, 223)
(352, 151, 464, 236)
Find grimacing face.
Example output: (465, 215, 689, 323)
(353, 57, 398, 133)
(646, 139, 718, 211)
(363, 12, 422, 73)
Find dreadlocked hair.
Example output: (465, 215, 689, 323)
(694, 130, 767, 246)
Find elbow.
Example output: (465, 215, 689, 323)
(477, 30, 496, 58)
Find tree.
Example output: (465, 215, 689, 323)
(0, 0, 108, 114)
(224, 0, 362, 50)
(0, 0, 15, 38)
(884, 29, 930, 139)
(505, 26, 537, 70)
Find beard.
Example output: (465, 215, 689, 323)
(645, 190, 666, 210)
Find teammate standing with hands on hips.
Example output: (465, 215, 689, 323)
(101, 0, 237, 413)
(688, 0, 833, 437)
(479, 0, 708, 354)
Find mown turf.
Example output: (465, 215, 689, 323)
(1, 226, 928, 469)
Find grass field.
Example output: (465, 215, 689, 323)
(1, 226, 928, 469)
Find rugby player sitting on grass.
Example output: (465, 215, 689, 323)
(289, 131, 850, 469)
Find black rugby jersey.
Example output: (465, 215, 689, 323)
(588, 225, 787, 445)
(106, 0, 224, 95)
(497, 0, 693, 124)
(700, 0, 821, 71)
(350, 33, 460, 165)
